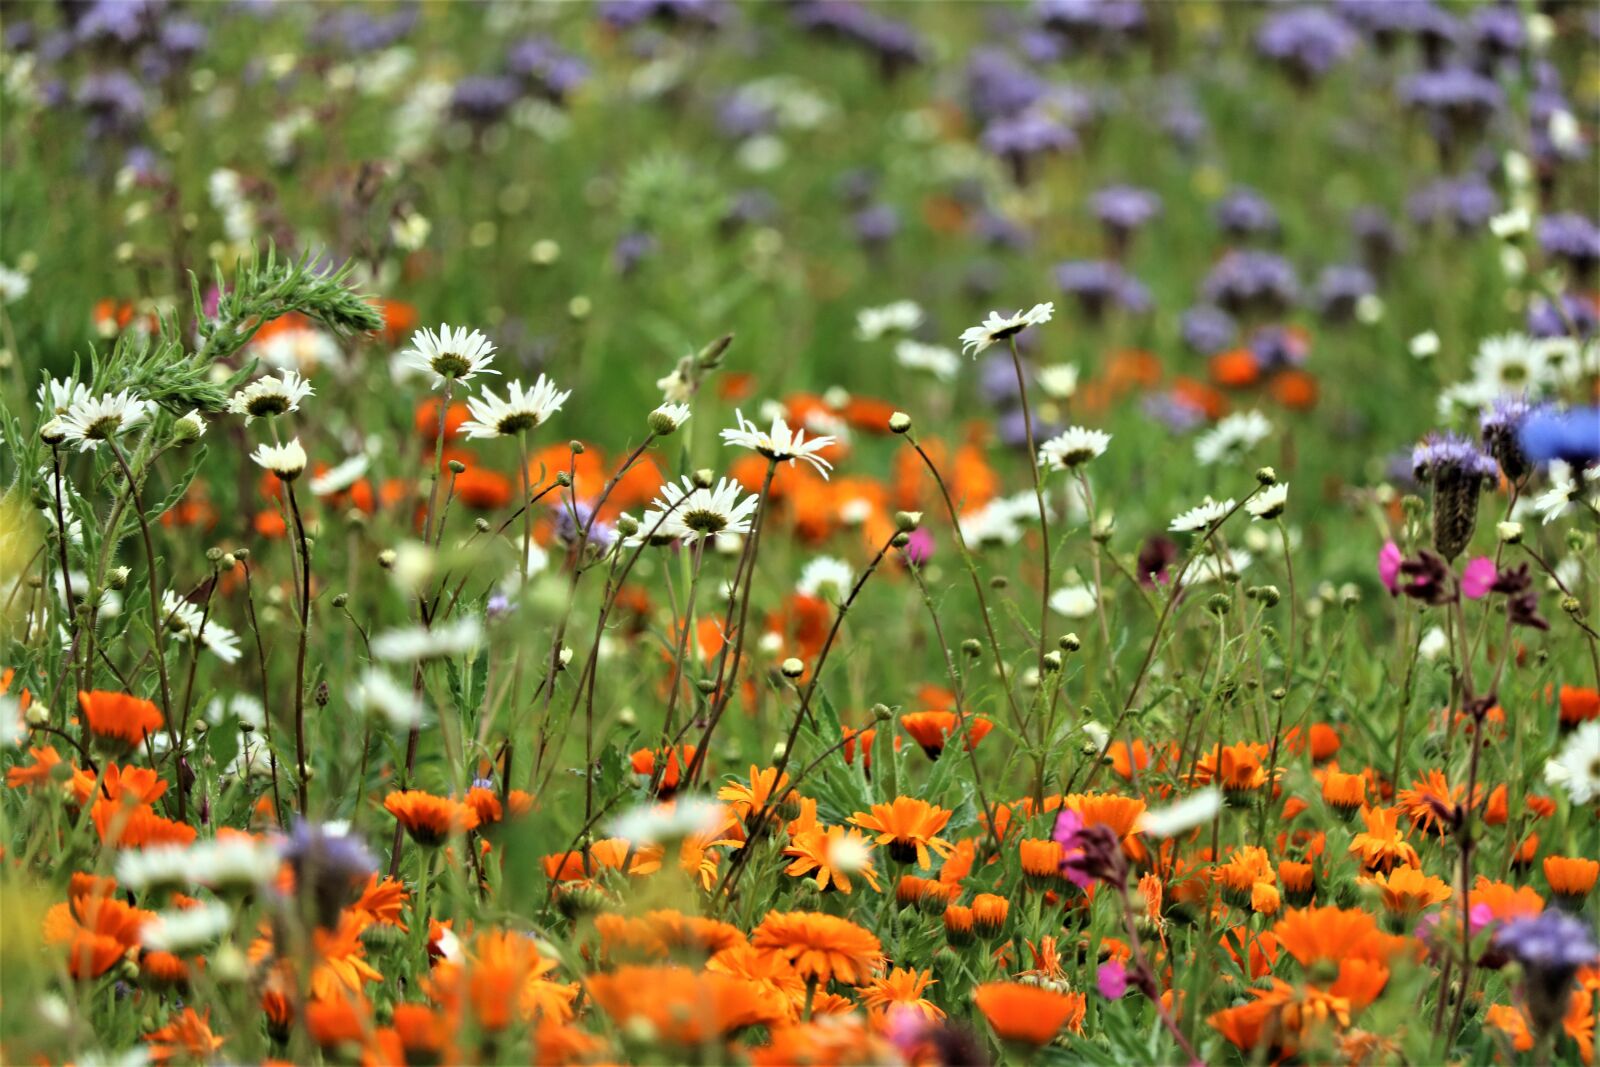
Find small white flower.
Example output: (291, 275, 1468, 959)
(0, 264, 30, 304)
(1049, 582, 1097, 618)
(656, 367, 692, 404)
(1137, 788, 1222, 839)
(1418, 625, 1450, 661)
(250, 438, 307, 480)
(175, 410, 206, 441)
(1246, 482, 1289, 521)
(1037, 363, 1080, 400)
(1194, 411, 1272, 466)
(1544, 720, 1600, 805)
(1531, 462, 1600, 524)
(160, 590, 242, 664)
(856, 300, 923, 340)
(116, 844, 193, 893)
(1037, 426, 1110, 470)
(1409, 331, 1440, 360)
(459, 375, 570, 438)
(399, 323, 498, 389)
(958, 491, 1044, 547)
(349, 667, 426, 730)
(720, 409, 836, 479)
(1489, 206, 1530, 240)
(372, 617, 484, 661)
(56, 390, 152, 452)
(894, 340, 960, 382)
(797, 556, 852, 601)
(309, 454, 370, 497)
(141, 902, 234, 954)
(226, 369, 314, 423)
(648, 402, 692, 434)
(640, 477, 761, 544)
(609, 797, 725, 845)
(1169, 497, 1235, 534)
(37, 377, 89, 418)
(959, 302, 1054, 356)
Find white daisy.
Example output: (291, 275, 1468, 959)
(958, 302, 1053, 356)
(249, 438, 307, 480)
(36, 377, 89, 418)
(1037, 426, 1110, 470)
(1137, 788, 1222, 839)
(959, 491, 1044, 547)
(720, 409, 836, 479)
(1544, 720, 1600, 805)
(160, 590, 242, 664)
(226, 369, 314, 423)
(459, 375, 570, 438)
(254, 322, 343, 373)
(656, 367, 692, 404)
(797, 556, 852, 601)
(372, 616, 484, 661)
(189, 835, 282, 890)
(1194, 411, 1272, 466)
(1187, 548, 1253, 584)
(856, 300, 924, 340)
(1049, 582, 1097, 618)
(1532, 462, 1600, 524)
(1037, 363, 1080, 400)
(1246, 482, 1289, 520)
(115, 844, 193, 893)
(609, 797, 725, 845)
(175, 410, 206, 440)
(643, 477, 760, 544)
(648, 402, 692, 434)
(1169, 497, 1236, 534)
(1469, 332, 1551, 395)
(399, 323, 498, 389)
(894, 340, 960, 382)
(349, 667, 426, 730)
(55, 390, 152, 452)
(309, 453, 370, 497)
(141, 902, 233, 954)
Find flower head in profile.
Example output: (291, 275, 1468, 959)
(1195, 411, 1272, 466)
(250, 438, 308, 481)
(720, 409, 836, 478)
(648, 403, 692, 435)
(226, 369, 314, 423)
(959, 303, 1053, 356)
(1170, 496, 1235, 534)
(399, 323, 498, 389)
(640, 477, 760, 544)
(1037, 426, 1110, 470)
(56, 390, 152, 451)
(1246, 482, 1289, 520)
(1543, 720, 1600, 805)
(459, 375, 570, 438)
(160, 590, 242, 664)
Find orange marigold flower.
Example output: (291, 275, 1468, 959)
(391, 1003, 446, 1063)
(749, 1015, 899, 1066)
(859, 967, 944, 1022)
(541, 837, 663, 882)
(974, 982, 1086, 1046)
(589, 965, 787, 1045)
(304, 995, 368, 1050)
(1469, 876, 1545, 921)
(1556, 684, 1600, 727)
(144, 1007, 225, 1064)
(1321, 769, 1367, 816)
(1349, 806, 1420, 873)
(595, 910, 746, 963)
(943, 904, 974, 946)
(1397, 769, 1478, 837)
(717, 765, 794, 825)
(783, 825, 881, 894)
(7, 745, 69, 790)
(350, 874, 409, 931)
(79, 690, 162, 748)
(1369, 867, 1453, 920)
(631, 744, 697, 798)
(1544, 855, 1599, 903)
(849, 797, 955, 868)
(42, 875, 152, 979)
(899, 710, 992, 759)
(1019, 838, 1065, 889)
(750, 911, 883, 987)
(1271, 906, 1406, 970)
(972, 893, 1010, 938)
(384, 791, 479, 846)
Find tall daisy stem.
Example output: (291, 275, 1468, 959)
(285, 479, 313, 814)
(1008, 337, 1052, 681)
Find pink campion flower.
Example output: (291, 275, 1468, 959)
(1461, 557, 1497, 599)
(1097, 959, 1128, 1000)
(1378, 540, 1403, 594)
(1051, 807, 1093, 889)
(903, 527, 934, 566)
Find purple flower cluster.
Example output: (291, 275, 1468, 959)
(1202, 251, 1301, 316)
(1054, 260, 1151, 318)
(1256, 6, 1360, 85)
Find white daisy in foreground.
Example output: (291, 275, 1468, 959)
(226, 369, 314, 423)
(250, 438, 307, 481)
(349, 667, 427, 730)
(720, 409, 836, 478)
(609, 796, 725, 845)
(141, 901, 233, 954)
(459, 375, 570, 438)
(1544, 720, 1600, 805)
(959, 491, 1044, 547)
(1049, 582, 1097, 618)
(643, 477, 760, 544)
(856, 300, 923, 340)
(372, 616, 484, 661)
(1137, 787, 1222, 839)
(1037, 363, 1080, 400)
(37, 377, 90, 418)
(1038, 426, 1110, 470)
(1194, 411, 1272, 466)
(1169, 496, 1235, 534)
(309, 453, 370, 497)
(959, 302, 1053, 356)
(797, 556, 852, 601)
(160, 590, 242, 664)
(648, 402, 692, 434)
(1532, 462, 1600, 524)
(115, 843, 192, 892)
(894, 339, 960, 382)
(55, 390, 152, 452)
(1246, 482, 1289, 520)
(399, 323, 498, 389)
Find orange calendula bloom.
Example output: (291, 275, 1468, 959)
(849, 797, 955, 868)
(942, 904, 975, 946)
(750, 911, 883, 986)
(1468, 876, 1545, 920)
(1019, 838, 1065, 889)
(972, 893, 1010, 938)
(594, 910, 746, 963)
(859, 967, 944, 1022)
(1545, 855, 1599, 903)
(427, 928, 578, 1031)
(1556, 684, 1600, 727)
(898, 710, 993, 759)
(974, 982, 1086, 1046)
(782, 825, 881, 894)
(1368, 867, 1453, 918)
(1397, 769, 1478, 837)
(1321, 769, 1367, 816)
(384, 791, 479, 846)
(6, 745, 68, 790)
(43, 874, 153, 979)
(1349, 806, 1420, 873)
(717, 765, 794, 825)
(541, 837, 663, 882)
(631, 744, 697, 798)
(79, 690, 163, 747)
(144, 1008, 225, 1064)
(590, 964, 786, 1045)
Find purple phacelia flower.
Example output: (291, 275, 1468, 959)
(981, 110, 1077, 183)
(965, 47, 1045, 122)
(508, 37, 589, 103)
(1202, 251, 1301, 316)
(1092, 184, 1161, 255)
(1526, 294, 1597, 340)
(792, 2, 927, 78)
(1054, 260, 1151, 318)
(1037, 0, 1147, 45)
(1471, 3, 1525, 60)
(449, 75, 520, 124)
(1407, 175, 1499, 233)
(1479, 394, 1545, 480)
(1250, 324, 1310, 371)
(598, 0, 730, 30)
(1180, 305, 1237, 355)
(852, 203, 900, 246)
(1538, 213, 1600, 278)
(1215, 187, 1279, 240)
(1313, 264, 1376, 323)
(1255, 6, 1360, 86)
(1413, 432, 1499, 481)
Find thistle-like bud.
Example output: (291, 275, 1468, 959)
(1497, 521, 1523, 544)
(697, 334, 733, 369)
(332, 593, 349, 609)
(555, 471, 572, 487)
(1060, 633, 1081, 652)
(1043, 650, 1063, 672)
(1206, 593, 1231, 616)
(569, 441, 585, 455)
(1256, 466, 1278, 486)
(615, 514, 640, 537)
(891, 532, 910, 548)
(872, 703, 893, 722)
(961, 638, 982, 658)
(1413, 434, 1497, 561)
(108, 566, 131, 590)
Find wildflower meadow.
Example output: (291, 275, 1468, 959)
(3, 1, 1600, 1064)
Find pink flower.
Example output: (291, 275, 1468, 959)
(1097, 959, 1128, 1000)
(1378, 540, 1403, 595)
(1461, 556, 1497, 599)
(903, 527, 934, 566)
(1051, 807, 1093, 889)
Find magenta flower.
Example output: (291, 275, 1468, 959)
(1097, 959, 1128, 1000)
(1378, 540, 1403, 595)
(1050, 807, 1093, 889)
(903, 526, 934, 566)
(1461, 556, 1497, 599)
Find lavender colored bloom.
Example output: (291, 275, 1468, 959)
(1335, 0, 1441, 44)
(996, 407, 1062, 449)
(76, 0, 158, 46)
(1400, 67, 1503, 145)
(1518, 406, 1600, 467)
(75, 72, 147, 135)
(1495, 911, 1599, 1037)
(980, 352, 1029, 406)
(598, 0, 730, 30)
(555, 500, 618, 552)
(981, 110, 1077, 183)
(965, 48, 1045, 122)
(158, 19, 208, 59)
(449, 75, 520, 124)
(1480, 395, 1543, 481)
(1250, 324, 1309, 371)
(1313, 264, 1375, 322)
(4, 20, 35, 51)
(1413, 433, 1499, 481)
(1036, 0, 1147, 43)
(1091, 184, 1161, 239)
(721, 189, 777, 233)
(1471, 3, 1525, 60)
(792, 2, 928, 77)
(1407, 175, 1499, 232)
(1256, 6, 1360, 85)
(486, 594, 512, 621)
(1215, 187, 1279, 240)
(1527, 294, 1597, 340)
(1351, 205, 1401, 274)
(1054, 260, 1151, 318)
(612, 231, 658, 276)
(716, 92, 776, 140)
(852, 203, 900, 246)
(974, 209, 1031, 250)
(1201, 251, 1300, 316)
(1181, 305, 1237, 355)
(507, 37, 589, 103)
(1414, 432, 1497, 558)
(1142, 391, 1207, 434)
(1162, 101, 1207, 152)
(1538, 214, 1600, 277)
(279, 820, 378, 927)
(312, 6, 418, 52)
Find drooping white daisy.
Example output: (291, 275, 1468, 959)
(141, 901, 233, 954)
(797, 556, 852, 601)
(1194, 411, 1272, 466)
(160, 589, 242, 664)
(36, 377, 89, 418)
(226, 369, 315, 423)
(115, 844, 193, 893)
(1246, 482, 1289, 520)
(349, 667, 427, 730)
(1169, 496, 1236, 534)
(647, 402, 692, 434)
(856, 300, 924, 341)
(1531, 462, 1600, 524)
(175, 410, 206, 440)
(372, 616, 484, 661)
(1037, 426, 1110, 470)
(55, 390, 152, 452)
(459, 375, 570, 438)
(720, 409, 836, 478)
(399, 323, 498, 389)
(656, 366, 692, 404)
(959, 491, 1045, 547)
(189, 835, 282, 891)
(958, 302, 1053, 356)
(1544, 720, 1600, 805)
(1049, 582, 1097, 618)
(643, 477, 760, 544)
(1037, 363, 1080, 400)
(249, 438, 307, 480)
(894, 339, 960, 382)
(309, 453, 371, 497)
(1137, 788, 1222, 839)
